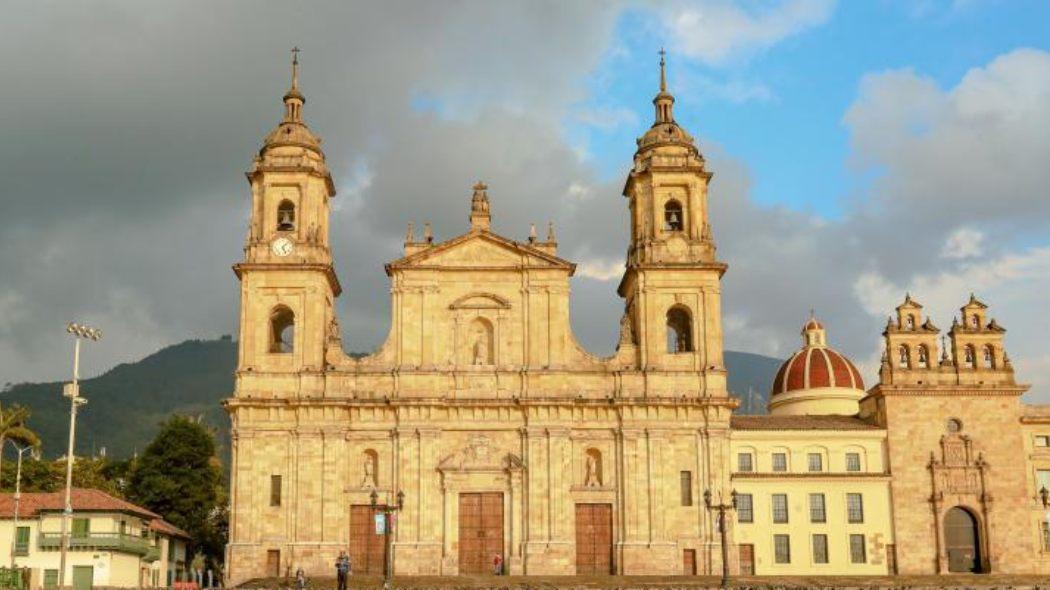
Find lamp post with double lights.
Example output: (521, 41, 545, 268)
(704, 488, 738, 589)
(7, 441, 37, 568)
(370, 488, 404, 590)
(58, 322, 101, 589)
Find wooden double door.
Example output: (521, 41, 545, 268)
(575, 503, 613, 574)
(349, 504, 387, 575)
(458, 493, 504, 574)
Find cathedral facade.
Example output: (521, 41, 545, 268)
(224, 54, 1050, 584)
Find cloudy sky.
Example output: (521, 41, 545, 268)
(2, 1, 1049, 403)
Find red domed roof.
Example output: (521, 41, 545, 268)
(771, 318, 864, 396)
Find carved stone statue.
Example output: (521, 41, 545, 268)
(361, 454, 376, 488)
(585, 453, 601, 487)
(328, 317, 340, 341)
(472, 331, 488, 365)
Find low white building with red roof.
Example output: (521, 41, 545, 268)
(0, 488, 190, 590)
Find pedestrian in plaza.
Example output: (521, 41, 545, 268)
(335, 550, 351, 590)
(492, 553, 503, 575)
(295, 566, 306, 590)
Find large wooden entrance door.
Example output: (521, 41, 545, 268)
(575, 503, 613, 574)
(945, 507, 982, 573)
(349, 504, 387, 575)
(458, 493, 504, 574)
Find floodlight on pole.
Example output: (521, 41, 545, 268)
(58, 322, 100, 590)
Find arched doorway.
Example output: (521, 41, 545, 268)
(944, 507, 982, 573)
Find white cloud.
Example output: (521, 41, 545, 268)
(940, 227, 985, 259)
(577, 258, 625, 281)
(662, 0, 837, 65)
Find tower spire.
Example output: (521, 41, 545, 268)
(659, 47, 667, 92)
(653, 48, 675, 124)
(283, 46, 305, 122)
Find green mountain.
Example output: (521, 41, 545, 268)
(2, 338, 780, 459)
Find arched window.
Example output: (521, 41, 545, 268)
(964, 345, 976, 369)
(277, 200, 296, 232)
(897, 345, 910, 368)
(664, 200, 684, 232)
(917, 345, 929, 368)
(666, 306, 692, 353)
(906, 315, 916, 329)
(982, 345, 995, 369)
(970, 314, 979, 328)
(269, 306, 295, 353)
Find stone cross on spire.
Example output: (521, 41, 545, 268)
(469, 181, 491, 231)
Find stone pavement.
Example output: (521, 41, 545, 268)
(237, 574, 1050, 589)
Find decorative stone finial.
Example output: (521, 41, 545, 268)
(528, 223, 538, 243)
(469, 181, 491, 231)
(405, 222, 415, 243)
(423, 222, 433, 244)
(547, 221, 556, 242)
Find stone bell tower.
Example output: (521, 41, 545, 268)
(617, 52, 728, 395)
(233, 48, 340, 389)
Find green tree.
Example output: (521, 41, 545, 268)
(127, 416, 223, 564)
(0, 403, 42, 477)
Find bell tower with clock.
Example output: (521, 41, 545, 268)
(233, 49, 340, 387)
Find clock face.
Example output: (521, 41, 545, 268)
(271, 237, 294, 257)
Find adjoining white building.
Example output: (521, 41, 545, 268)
(0, 488, 190, 589)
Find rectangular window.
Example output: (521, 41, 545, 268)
(846, 452, 861, 472)
(14, 526, 29, 555)
(850, 534, 867, 564)
(772, 452, 787, 472)
(808, 453, 823, 472)
(1037, 470, 1050, 494)
(812, 534, 829, 564)
(680, 471, 693, 506)
(72, 518, 90, 538)
(1035, 435, 1050, 447)
(44, 570, 58, 589)
(772, 494, 789, 523)
(737, 453, 753, 473)
(1041, 522, 1050, 551)
(809, 493, 826, 523)
(847, 493, 864, 523)
(168, 539, 175, 561)
(270, 474, 282, 507)
(736, 493, 753, 523)
(774, 534, 791, 564)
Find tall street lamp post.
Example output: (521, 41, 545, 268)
(370, 488, 404, 590)
(7, 442, 36, 568)
(704, 488, 738, 589)
(58, 322, 100, 589)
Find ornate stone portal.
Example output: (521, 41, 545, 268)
(930, 430, 991, 573)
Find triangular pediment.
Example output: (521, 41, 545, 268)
(386, 231, 575, 273)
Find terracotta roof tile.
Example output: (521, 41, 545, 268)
(731, 414, 881, 431)
(0, 488, 191, 540)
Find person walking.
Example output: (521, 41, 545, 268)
(492, 553, 503, 576)
(335, 551, 351, 590)
(295, 566, 306, 590)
